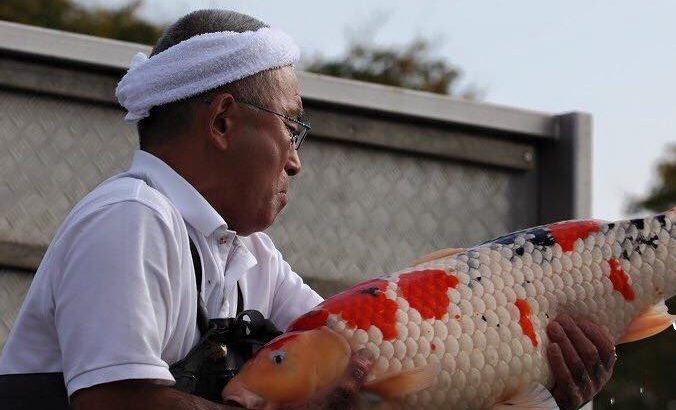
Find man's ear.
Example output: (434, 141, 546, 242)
(205, 92, 236, 151)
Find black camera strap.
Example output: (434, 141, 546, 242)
(170, 237, 282, 402)
(188, 236, 243, 335)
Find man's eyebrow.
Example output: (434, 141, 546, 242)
(286, 105, 305, 121)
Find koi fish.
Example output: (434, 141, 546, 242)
(223, 210, 676, 409)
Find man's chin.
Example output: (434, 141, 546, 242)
(272, 193, 288, 219)
(247, 208, 283, 236)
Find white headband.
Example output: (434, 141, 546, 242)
(115, 27, 300, 122)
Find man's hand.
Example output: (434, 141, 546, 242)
(72, 379, 241, 410)
(284, 349, 375, 410)
(546, 314, 617, 410)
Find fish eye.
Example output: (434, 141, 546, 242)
(270, 350, 285, 365)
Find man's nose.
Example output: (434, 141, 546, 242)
(285, 148, 301, 176)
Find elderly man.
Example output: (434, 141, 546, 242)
(0, 9, 615, 410)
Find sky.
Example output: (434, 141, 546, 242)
(82, 0, 676, 221)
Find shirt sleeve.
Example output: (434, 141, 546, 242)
(267, 248, 323, 331)
(52, 200, 187, 396)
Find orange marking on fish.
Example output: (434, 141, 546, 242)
(454, 314, 461, 320)
(608, 258, 635, 301)
(251, 333, 301, 359)
(548, 220, 600, 252)
(397, 269, 459, 320)
(264, 333, 301, 352)
(288, 279, 398, 340)
(515, 299, 538, 346)
(431, 343, 436, 352)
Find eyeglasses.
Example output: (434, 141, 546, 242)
(238, 101, 311, 150)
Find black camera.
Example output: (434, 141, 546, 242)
(169, 310, 282, 403)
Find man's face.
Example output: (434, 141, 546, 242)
(219, 67, 303, 236)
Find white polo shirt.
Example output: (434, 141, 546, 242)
(0, 150, 322, 396)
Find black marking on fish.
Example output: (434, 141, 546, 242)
(607, 223, 616, 230)
(637, 234, 660, 249)
(630, 218, 645, 230)
(529, 227, 557, 248)
(481, 315, 487, 322)
(656, 215, 667, 228)
(620, 232, 660, 260)
(545, 313, 550, 319)
(476, 276, 482, 281)
(515, 247, 525, 256)
(487, 227, 555, 252)
(358, 287, 380, 297)
(482, 227, 536, 246)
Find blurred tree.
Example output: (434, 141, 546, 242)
(304, 37, 482, 100)
(628, 145, 676, 213)
(0, 0, 163, 44)
(1, 1, 478, 99)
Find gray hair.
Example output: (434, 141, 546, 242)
(138, 9, 283, 150)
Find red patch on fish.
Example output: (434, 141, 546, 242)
(515, 299, 538, 346)
(608, 259, 635, 301)
(288, 279, 398, 340)
(288, 309, 329, 332)
(397, 269, 459, 320)
(548, 220, 600, 252)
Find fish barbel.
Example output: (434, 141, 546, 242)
(223, 210, 676, 409)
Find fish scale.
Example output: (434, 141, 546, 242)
(226, 211, 676, 410)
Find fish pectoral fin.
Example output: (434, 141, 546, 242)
(410, 247, 464, 266)
(618, 300, 676, 344)
(363, 361, 441, 400)
(491, 384, 559, 409)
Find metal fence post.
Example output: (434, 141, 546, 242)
(539, 112, 593, 223)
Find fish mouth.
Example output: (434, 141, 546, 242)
(222, 380, 268, 409)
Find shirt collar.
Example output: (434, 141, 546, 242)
(128, 150, 228, 237)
